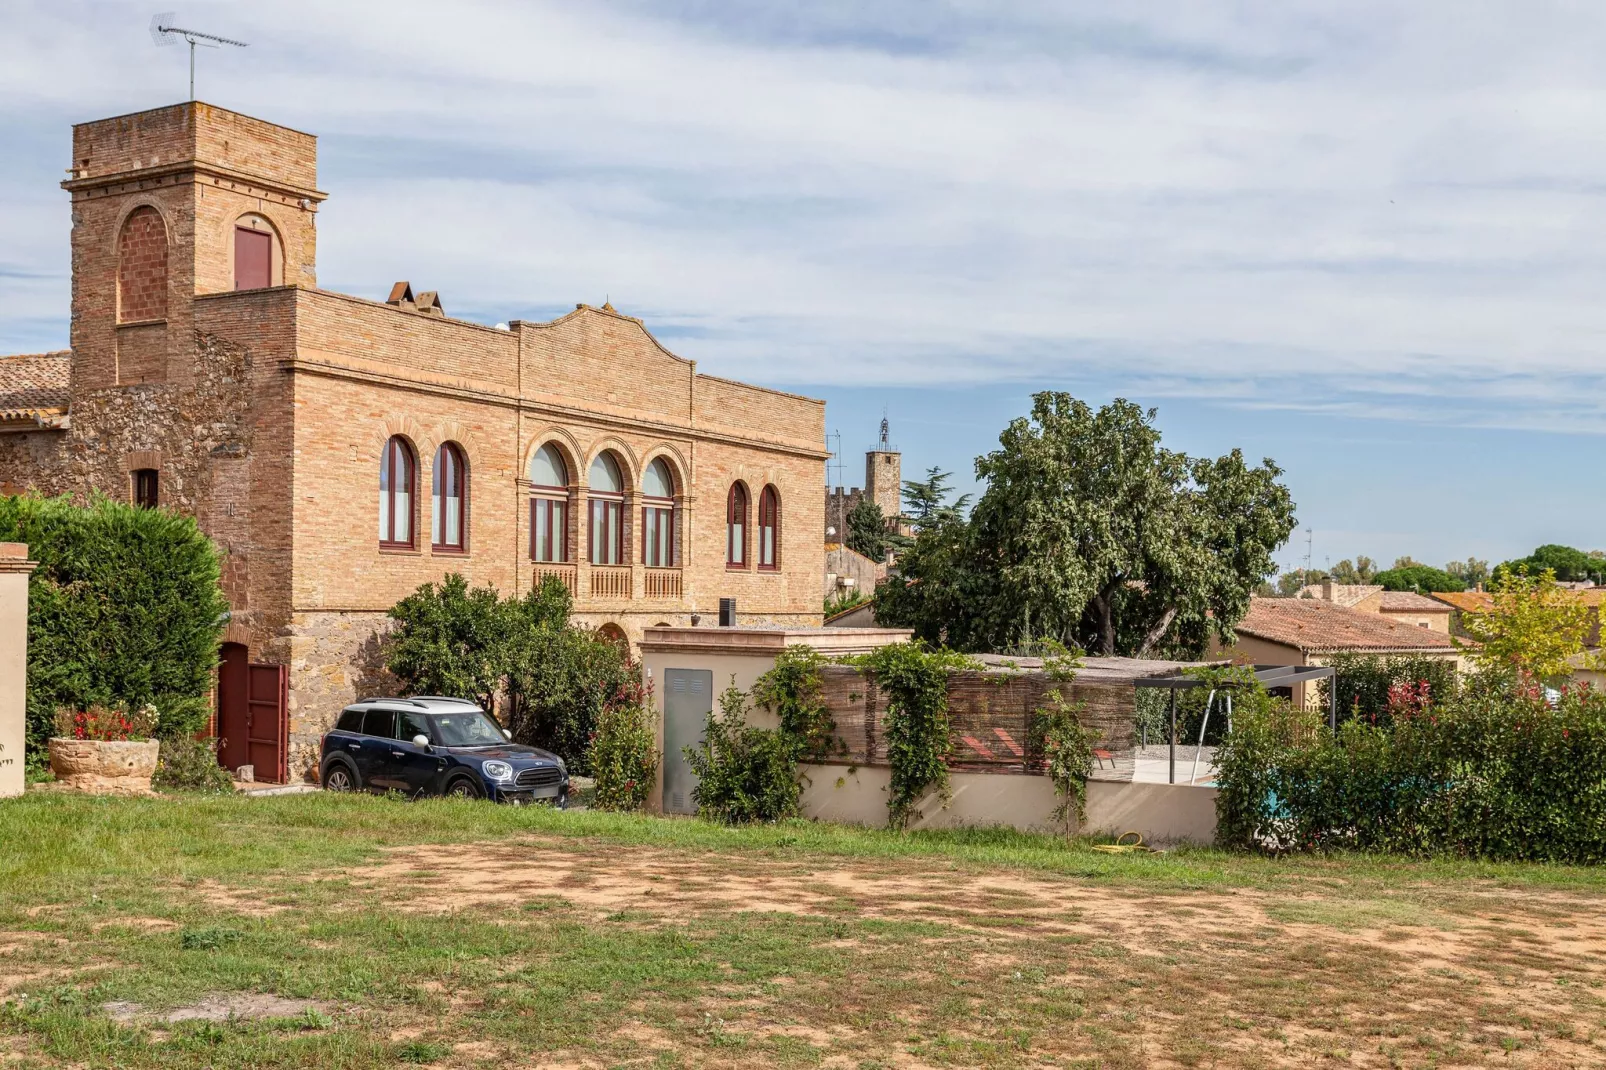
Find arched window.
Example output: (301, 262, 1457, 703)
(378, 436, 416, 549)
(758, 485, 780, 570)
(431, 442, 467, 552)
(528, 443, 569, 563)
(132, 469, 159, 510)
(642, 458, 677, 568)
(726, 483, 749, 568)
(588, 452, 625, 565)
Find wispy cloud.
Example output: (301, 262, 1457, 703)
(3, 1, 1605, 432)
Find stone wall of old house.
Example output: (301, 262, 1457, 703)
(0, 432, 70, 496)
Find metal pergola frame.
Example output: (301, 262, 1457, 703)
(1134, 664, 1337, 784)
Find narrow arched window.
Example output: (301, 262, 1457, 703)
(642, 458, 677, 568)
(529, 443, 569, 563)
(431, 442, 467, 552)
(378, 436, 416, 549)
(132, 469, 159, 510)
(758, 485, 780, 570)
(588, 452, 625, 565)
(726, 483, 749, 568)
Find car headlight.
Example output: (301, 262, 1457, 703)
(556, 759, 567, 776)
(482, 760, 514, 781)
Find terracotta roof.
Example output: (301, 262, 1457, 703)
(1433, 589, 1606, 612)
(1235, 597, 1459, 654)
(1378, 591, 1451, 612)
(0, 352, 70, 426)
(1297, 583, 1382, 607)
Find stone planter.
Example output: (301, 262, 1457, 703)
(48, 738, 160, 795)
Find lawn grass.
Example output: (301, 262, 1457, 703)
(3, 791, 1606, 1068)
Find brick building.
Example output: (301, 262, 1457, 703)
(0, 101, 827, 780)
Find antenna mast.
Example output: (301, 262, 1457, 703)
(151, 13, 248, 101)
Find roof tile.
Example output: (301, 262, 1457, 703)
(1236, 597, 1459, 654)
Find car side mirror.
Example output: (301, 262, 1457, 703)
(412, 734, 431, 749)
(502, 729, 512, 740)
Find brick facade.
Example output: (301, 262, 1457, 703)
(0, 101, 827, 779)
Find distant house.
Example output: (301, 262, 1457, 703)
(1215, 597, 1462, 708)
(1298, 580, 1452, 633)
(1431, 590, 1606, 646)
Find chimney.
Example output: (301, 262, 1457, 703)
(415, 291, 445, 317)
(1321, 577, 1335, 602)
(386, 281, 416, 310)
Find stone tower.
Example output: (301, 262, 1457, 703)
(865, 415, 902, 523)
(62, 102, 325, 391)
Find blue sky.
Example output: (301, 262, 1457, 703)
(3, 1, 1604, 572)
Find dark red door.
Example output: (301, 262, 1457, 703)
(247, 663, 289, 783)
(217, 643, 250, 772)
(216, 644, 289, 783)
(234, 227, 272, 290)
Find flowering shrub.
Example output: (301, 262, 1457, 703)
(153, 737, 235, 793)
(1215, 669, 1606, 863)
(588, 675, 659, 812)
(53, 704, 157, 742)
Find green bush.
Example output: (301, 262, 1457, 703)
(0, 494, 227, 760)
(1373, 564, 1465, 594)
(1215, 670, 1606, 863)
(153, 737, 236, 794)
(385, 574, 634, 774)
(1318, 653, 1460, 727)
(685, 680, 800, 823)
(589, 680, 659, 812)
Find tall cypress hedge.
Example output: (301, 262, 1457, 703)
(0, 494, 228, 760)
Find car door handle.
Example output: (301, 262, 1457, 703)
(391, 750, 405, 758)
(349, 742, 361, 749)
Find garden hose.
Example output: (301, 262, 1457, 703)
(1092, 831, 1157, 854)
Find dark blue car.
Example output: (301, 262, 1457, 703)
(319, 696, 568, 805)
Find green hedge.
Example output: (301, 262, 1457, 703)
(1215, 673, 1606, 863)
(1318, 653, 1460, 727)
(0, 495, 227, 760)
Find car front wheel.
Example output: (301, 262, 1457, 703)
(445, 775, 484, 800)
(323, 762, 357, 792)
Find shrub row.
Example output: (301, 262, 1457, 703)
(1215, 671, 1606, 864)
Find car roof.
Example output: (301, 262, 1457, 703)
(346, 696, 485, 713)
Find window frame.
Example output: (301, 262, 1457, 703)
(726, 482, 749, 569)
(588, 452, 626, 566)
(378, 436, 418, 551)
(431, 442, 469, 554)
(529, 443, 571, 563)
(132, 468, 159, 510)
(757, 484, 780, 571)
(642, 458, 678, 568)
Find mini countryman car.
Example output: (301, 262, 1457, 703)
(319, 696, 568, 804)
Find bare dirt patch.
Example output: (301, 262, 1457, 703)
(102, 994, 330, 1023)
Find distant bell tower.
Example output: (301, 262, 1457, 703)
(865, 415, 902, 526)
(61, 101, 326, 391)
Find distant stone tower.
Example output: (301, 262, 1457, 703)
(865, 416, 901, 519)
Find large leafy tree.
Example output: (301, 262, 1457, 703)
(386, 573, 509, 713)
(1497, 544, 1604, 585)
(1464, 567, 1591, 681)
(1330, 556, 1378, 585)
(1373, 564, 1465, 594)
(877, 393, 1296, 656)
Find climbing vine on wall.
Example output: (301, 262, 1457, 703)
(1027, 641, 1097, 829)
(750, 644, 838, 760)
(849, 642, 978, 829)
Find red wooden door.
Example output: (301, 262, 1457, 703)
(217, 643, 250, 772)
(216, 645, 289, 783)
(246, 663, 289, 783)
(234, 227, 272, 290)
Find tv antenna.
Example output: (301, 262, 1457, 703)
(150, 13, 248, 102)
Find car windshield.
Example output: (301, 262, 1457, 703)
(430, 711, 507, 747)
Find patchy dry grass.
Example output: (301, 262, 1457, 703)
(2, 792, 1606, 1067)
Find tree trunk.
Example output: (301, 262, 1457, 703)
(1134, 607, 1178, 658)
(1091, 591, 1116, 655)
